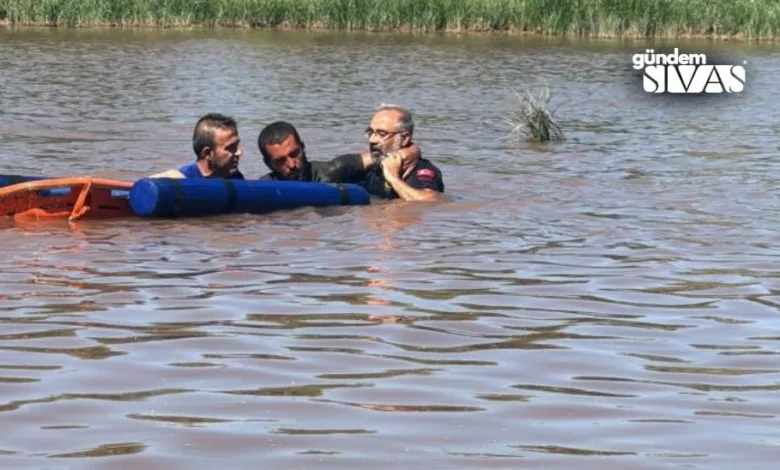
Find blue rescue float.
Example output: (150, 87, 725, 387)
(0, 174, 47, 188)
(129, 177, 371, 217)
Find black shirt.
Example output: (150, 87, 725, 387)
(259, 153, 367, 183)
(361, 158, 445, 199)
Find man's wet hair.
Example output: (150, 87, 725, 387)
(377, 103, 414, 135)
(192, 113, 238, 160)
(257, 121, 305, 164)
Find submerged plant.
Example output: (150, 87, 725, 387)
(508, 87, 565, 142)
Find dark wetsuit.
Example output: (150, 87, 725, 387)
(361, 158, 444, 199)
(179, 162, 245, 180)
(259, 153, 368, 183)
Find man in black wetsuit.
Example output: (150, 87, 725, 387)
(257, 121, 420, 183)
(362, 105, 444, 202)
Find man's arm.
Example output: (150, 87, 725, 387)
(384, 173, 441, 201)
(319, 153, 368, 183)
(321, 145, 423, 183)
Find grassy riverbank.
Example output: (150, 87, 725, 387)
(2, 0, 779, 39)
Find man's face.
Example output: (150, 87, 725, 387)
(265, 134, 306, 181)
(207, 127, 243, 176)
(365, 111, 409, 158)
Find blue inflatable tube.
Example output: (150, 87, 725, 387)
(0, 174, 79, 197)
(129, 178, 371, 217)
(0, 174, 47, 188)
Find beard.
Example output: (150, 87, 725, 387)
(369, 143, 384, 158)
(286, 155, 308, 181)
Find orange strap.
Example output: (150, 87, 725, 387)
(68, 178, 92, 221)
(13, 208, 73, 219)
(4, 177, 132, 221)
(11, 178, 93, 221)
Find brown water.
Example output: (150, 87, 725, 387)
(1, 28, 780, 469)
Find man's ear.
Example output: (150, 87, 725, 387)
(200, 146, 213, 162)
(400, 133, 412, 147)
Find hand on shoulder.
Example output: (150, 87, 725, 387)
(149, 169, 186, 179)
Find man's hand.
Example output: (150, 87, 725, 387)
(381, 152, 403, 180)
(387, 145, 420, 179)
(364, 144, 421, 177)
(149, 169, 186, 179)
(395, 145, 420, 178)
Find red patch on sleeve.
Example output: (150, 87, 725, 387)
(416, 168, 436, 182)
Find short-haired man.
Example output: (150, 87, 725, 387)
(362, 105, 444, 202)
(257, 121, 420, 183)
(150, 113, 245, 179)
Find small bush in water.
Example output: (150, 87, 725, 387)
(509, 87, 565, 142)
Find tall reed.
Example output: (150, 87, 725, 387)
(3, 0, 780, 39)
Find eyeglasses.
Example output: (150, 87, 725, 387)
(364, 127, 404, 140)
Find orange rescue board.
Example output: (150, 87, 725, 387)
(0, 177, 134, 221)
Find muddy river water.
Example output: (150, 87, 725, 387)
(0, 28, 779, 469)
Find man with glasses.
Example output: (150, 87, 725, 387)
(362, 104, 444, 202)
(257, 121, 420, 183)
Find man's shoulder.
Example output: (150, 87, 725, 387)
(177, 162, 202, 178)
(308, 160, 336, 182)
(309, 160, 329, 172)
(413, 158, 444, 180)
(258, 172, 277, 181)
(417, 157, 442, 171)
(405, 157, 444, 192)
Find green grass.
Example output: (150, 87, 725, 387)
(2, 0, 780, 39)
